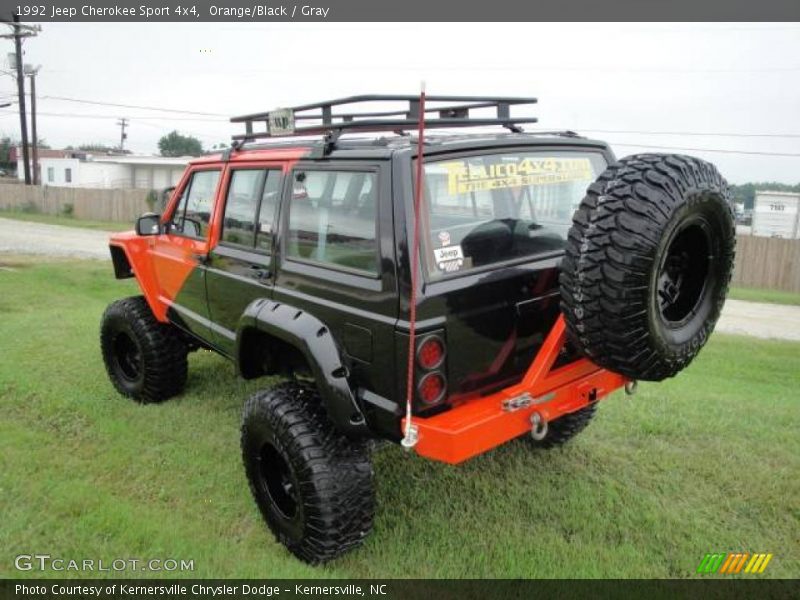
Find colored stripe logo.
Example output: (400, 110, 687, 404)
(697, 553, 773, 574)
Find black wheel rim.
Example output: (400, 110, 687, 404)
(657, 220, 712, 326)
(112, 331, 142, 381)
(258, 442, 299, 520)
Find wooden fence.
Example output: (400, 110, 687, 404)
(732, 235, 800, 293)
(0, 183, 152, 222)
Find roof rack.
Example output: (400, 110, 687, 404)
(230, 94, 538, 149)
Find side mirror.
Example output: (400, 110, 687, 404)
(136, 213, 161, 236)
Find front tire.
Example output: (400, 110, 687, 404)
(100, 296, 188, 403)
(241, 382, 374, 564)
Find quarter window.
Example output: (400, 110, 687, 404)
(287, 170, 378, 274)
(170, 170, 220, 239)
(220, 169, 282, 251)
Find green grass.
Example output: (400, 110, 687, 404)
(729, 286, 800, 307)
(0, 209, 132, 232)
(0, 254, 798, 579)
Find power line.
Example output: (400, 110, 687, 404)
(8, 107, 800, 139)
(610, 142, 800, 157)
(545, 128, 800, 139)
(39, 94, 228, 117)
(0, 108, 226, 121)
(1, 103, 797, 157)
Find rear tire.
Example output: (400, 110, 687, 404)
(241, 381, 374, 564)
(560, 154, 735, 381)
(100, 296, 188, 403)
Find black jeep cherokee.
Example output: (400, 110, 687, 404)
(101, 95, 735, 563)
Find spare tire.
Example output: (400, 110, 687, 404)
(560, 154, 735, 381)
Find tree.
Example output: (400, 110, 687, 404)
(158, 131, 203, 157)
(0, 136, 17, 165)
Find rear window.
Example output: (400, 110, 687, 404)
(422, 150, 606, 278)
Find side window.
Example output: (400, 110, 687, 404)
(170, 170, 220, 239)
(221, 170, 264, 247)
(286, 170, 378, 274)
(220, 169, 282, 251)
(256, 171, 281, 252)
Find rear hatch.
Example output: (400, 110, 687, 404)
(416, 146, 609, 405)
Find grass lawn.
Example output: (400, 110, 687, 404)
(729, 286, 800, 307)
(0, 210, 132, 232)
(1, 255, 798, 579)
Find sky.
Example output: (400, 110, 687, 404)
(0, 22, 798, 184)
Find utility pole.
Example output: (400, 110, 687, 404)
(25, 64, 40, 184)
(117, 118, 128, 152)
(0, 16, 39, 185)
(12, 15, 29, 183)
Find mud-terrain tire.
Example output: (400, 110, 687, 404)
(100, 296, 188, 402)
(560, 154, 735, 381)
(522, 405, 598, 449)
(241, 381, 374, 564)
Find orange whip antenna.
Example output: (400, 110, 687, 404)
(401, 82, 427, 449)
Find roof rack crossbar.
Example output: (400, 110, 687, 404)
(230, 94, 538, 144)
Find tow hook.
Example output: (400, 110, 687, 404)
(530, 411, 548, 441)
(625, 380, 638, 396)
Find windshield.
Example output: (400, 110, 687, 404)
(422, 150, 607, 278)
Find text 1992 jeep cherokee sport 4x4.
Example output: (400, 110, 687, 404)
(100, 95, 735, 563)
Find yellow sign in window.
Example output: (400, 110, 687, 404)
(442, 157, 593, 195)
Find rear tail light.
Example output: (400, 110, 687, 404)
(417, 372, 447, 405)
(414, 334, 447, 407)
(417, 335, 445, 370)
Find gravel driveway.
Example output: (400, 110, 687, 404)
(0, 217, 112, 259)
(2, 217, 799, 341)
(715, 299, 800, 342)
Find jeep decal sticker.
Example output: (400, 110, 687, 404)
(433, 244, 465, 272)
(441, 157, 593, 195)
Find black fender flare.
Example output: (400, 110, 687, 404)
(235, 298, 369, 437)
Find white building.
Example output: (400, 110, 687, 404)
(18, 152, 191, 189)
(752, 191, 800, 239)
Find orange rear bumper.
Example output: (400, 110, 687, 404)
(404, 316, 628, 464)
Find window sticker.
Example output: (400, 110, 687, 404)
(442, 157, 593, 195)
(437, 230, 451, 246)
(434, 245, 464, 273)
